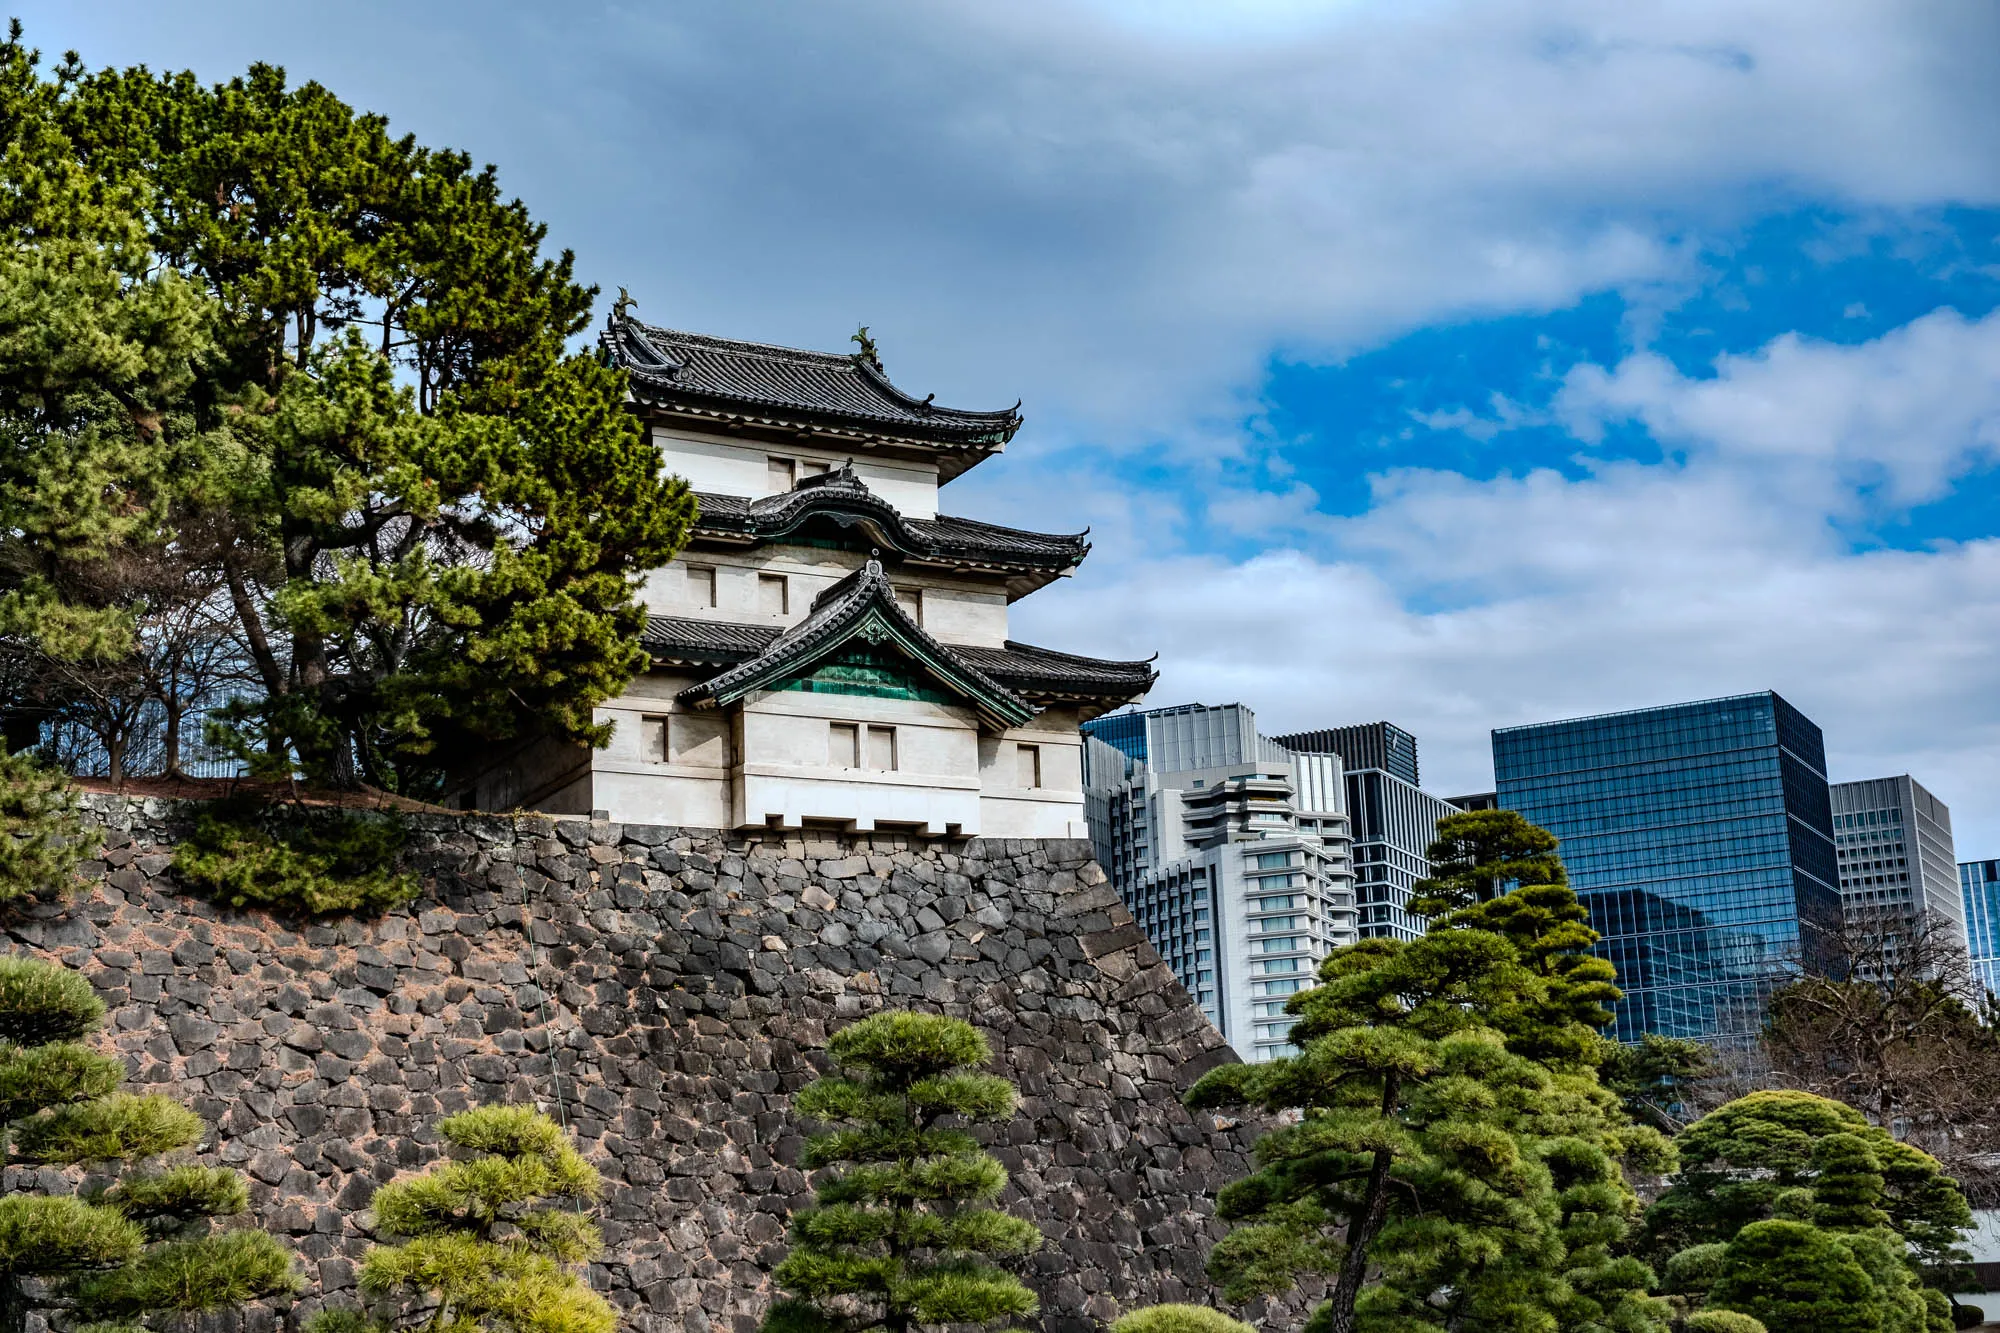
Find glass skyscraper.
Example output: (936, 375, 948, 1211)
(1493, 691, 1842, 1043)
(1963, 859, 2000, 1003)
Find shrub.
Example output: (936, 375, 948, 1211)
(12, 1091, 203, 1163)
(1111, 1305, 1258, 1333)
(1684, 1313, 1768, 1333)
(73, 1229, 300, 1317)
(0, 955, 294, 1329)
(171, 799, 418, 915)
(0, 952, 104, 1044)
(348, 1105, 613, 1333)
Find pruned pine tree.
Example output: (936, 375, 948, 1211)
(763, 1011, 1042, 1333)
(1188, 932, 1673, 1333)
(1644, 1091, 1965, 1333)
(0, 955, 297, 1332)
(333, 1105, 614, 1333)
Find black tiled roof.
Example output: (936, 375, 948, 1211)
(642, 616, 776, 665)
(642, 613, 1155, 705)
(605, 316, 1022, 474)
(956, 641, 1158, 701)
(689, 466, 1088, 578)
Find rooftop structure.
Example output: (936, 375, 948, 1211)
(1271, 721, 1419, 787)
(1493, 691, 1843, 1043)
(461, 314, 1154, 834)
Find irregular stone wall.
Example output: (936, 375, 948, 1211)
(5, 796, 1258, 1333)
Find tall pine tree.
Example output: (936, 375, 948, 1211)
(0, 26, 697, 792)
(764, 1011, 1041, 1333)
(1191, 810, 1671, 1333)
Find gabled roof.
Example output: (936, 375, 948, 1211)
(604, 313, 1022, 481)
(675, 560, 1037, 731)
(645, 610, 1158, 716)
(688, 464, 1089, 598)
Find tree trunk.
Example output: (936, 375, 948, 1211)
(1323, 1072, 1402, 1333)
(163, 699, 182, 778)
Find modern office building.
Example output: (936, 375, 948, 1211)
(1830, 777, 1967, 973)
(1964, 859, 2000, 1004)
(1273, 722, 1456, 942)
(1445, 792, 1499, 812)
(1272, 722, 1420, 787)
(1493, 691, 1843, 1043)
(1082, 703, 1358, 1060)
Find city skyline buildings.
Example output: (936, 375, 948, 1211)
(1964, 859, 2000, 1004)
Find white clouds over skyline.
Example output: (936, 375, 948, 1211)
(20, 0, 2000, 846)
(1016, 304, 2000, 846)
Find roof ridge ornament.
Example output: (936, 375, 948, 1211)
(850, 324, 883, 372)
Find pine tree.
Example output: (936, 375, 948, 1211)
(327, 1105, 614, 1333)
(1187, 931, 1672, 1333)
(1645, 1091, 1965, 1333)
(0, 954, 297, 1332)
(0, 26, 698, 793)
(1191, 809, 1673, 1333)
(0, 752, 82, 903)
(763, 1011, 1041, 1333)
(1409, 808, 1622, 1065)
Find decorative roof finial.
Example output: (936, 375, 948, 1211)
(612, 286, 638, 324)
(850, 324, 882, 371)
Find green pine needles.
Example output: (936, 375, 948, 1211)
(0, 751, 83, 903)
(0, 955, 298, 1329)
(764, 1010, 1043, 1333)
(170, 798, 418, 916)
(318, 1105, 615, 1333)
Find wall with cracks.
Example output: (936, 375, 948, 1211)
(2, 795, 1268, 1333)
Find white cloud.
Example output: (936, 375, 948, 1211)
(1557, 308, 2000, 510)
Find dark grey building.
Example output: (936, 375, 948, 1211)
(1493, 691, 1842, 1043)
(1272, 721, 1420, 787)
(1276, 724, 1456, 943)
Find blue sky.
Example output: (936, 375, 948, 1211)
(26, 1, 2000, 849)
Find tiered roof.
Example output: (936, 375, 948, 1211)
(689, 465, 1088, 599)
(606, 316, 1022, 481)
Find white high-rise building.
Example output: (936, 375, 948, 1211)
(1830, 775, 1967, 972)
(1082, 703, 1358, 1061)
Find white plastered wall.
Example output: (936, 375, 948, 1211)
(641, 547, 1012, 648)
(655, 427, 940, 518)
(977, 705, 1089, 838)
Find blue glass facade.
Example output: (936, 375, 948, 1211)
(1963, 859, 2000, 1003)
(1493, 692, 1842, 1043)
